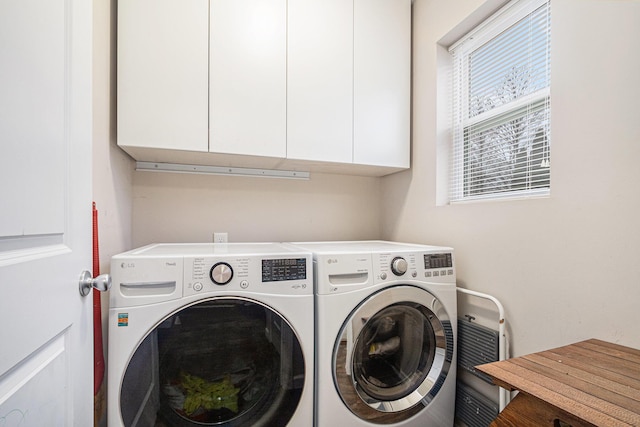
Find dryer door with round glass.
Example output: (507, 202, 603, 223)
(119, 297, 305, 427)
(333, 286, 454, 423)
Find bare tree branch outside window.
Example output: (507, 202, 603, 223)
(463, 39, 550, 198)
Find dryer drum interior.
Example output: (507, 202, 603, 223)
(333, 286, 452, 423)
(119, 298, 305, 427)
(353, 305, 435, 401)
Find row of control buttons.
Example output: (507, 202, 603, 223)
(380, 269, 452, 280)
(192, 279, 250, 292)
(425, 269, 454, 278)
(380, 271, 419, 280)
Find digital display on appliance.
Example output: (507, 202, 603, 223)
(262, 258, 307, 282)
(424, 253, 453, 269)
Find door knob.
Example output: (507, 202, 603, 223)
(79, 270, 112, 296)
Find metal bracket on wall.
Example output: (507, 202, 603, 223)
(136, 161, 310, 180)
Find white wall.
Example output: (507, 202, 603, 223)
(132, 171, 382, 246)
(93, 0, 134, 273)
(382, 0, 640, 357)
(93, 0, 133, 423)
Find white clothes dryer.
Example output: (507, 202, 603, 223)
(289, 241, 457, 427)
(107, 243, 314, 427)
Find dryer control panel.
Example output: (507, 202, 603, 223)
(424, 252, 453, 270)
(372, 251, 456, 284)
(288, 241, 455, 295)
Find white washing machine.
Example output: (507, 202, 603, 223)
(290, 241, 457, 427)
(107, 243, 314, 427)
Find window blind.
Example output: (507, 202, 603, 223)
(449, 0, 551, 202)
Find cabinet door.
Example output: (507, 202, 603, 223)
(118, 0, 208, 152)
(287, 0, 353, 163)
(354, 0, 411, 168)
(210, 0, 287, 158)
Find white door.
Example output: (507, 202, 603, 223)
(0, 0, 94, 425)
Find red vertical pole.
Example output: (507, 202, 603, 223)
(93, 202, 105, 395)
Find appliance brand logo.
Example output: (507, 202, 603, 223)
(327, 258, 338, 264)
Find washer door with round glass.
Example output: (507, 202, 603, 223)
(119, 297, 305, 427)
(333, 286, 454, 424)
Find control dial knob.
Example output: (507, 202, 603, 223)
(210, 262, 233, 285)
(391, 257, 408, 276)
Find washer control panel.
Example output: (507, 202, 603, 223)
(110, 243, 313, 306)
(185, 255, 311, 296)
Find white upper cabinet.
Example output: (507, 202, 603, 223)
(287, 0, 411, 169)
(354, 0, 411, 168)
(117, 0, 411, 175)
(118, 0, 209, 152)
(287, 0, 354, 163)
(210, 0, 287, 158)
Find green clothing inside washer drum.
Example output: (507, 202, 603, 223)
(181, 373, 240, 415)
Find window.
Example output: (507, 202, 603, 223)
(449, 0, 551, 202)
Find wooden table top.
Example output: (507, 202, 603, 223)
(476, 338, 640, 426)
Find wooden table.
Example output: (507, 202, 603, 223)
(476, 339, 640, 426)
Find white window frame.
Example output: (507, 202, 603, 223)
(449, 0, 551, 203)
